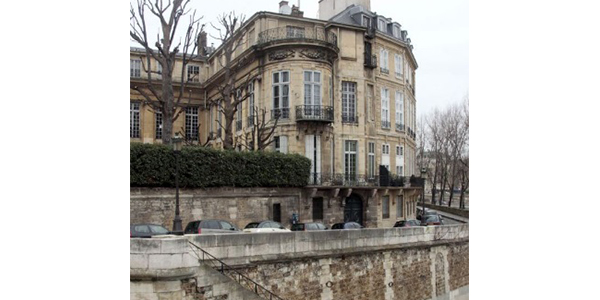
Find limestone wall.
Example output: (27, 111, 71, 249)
(130, 224, 468, 300)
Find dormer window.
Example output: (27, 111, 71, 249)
(378, 18, 387, 32)
(393, 25, 401, 38)
(362, 15, 371, 28)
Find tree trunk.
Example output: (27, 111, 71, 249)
(162, 71, 174, 144)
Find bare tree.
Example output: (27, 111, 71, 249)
(130, 0, 203, 144)
(236, 107, 280, 151)
(209, 12, 256, 150)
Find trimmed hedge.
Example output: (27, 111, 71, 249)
(130, 143, 311, 188)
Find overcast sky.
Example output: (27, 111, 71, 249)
(131, 0, 468, 116)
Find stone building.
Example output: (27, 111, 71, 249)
(130, 0, 423, 228)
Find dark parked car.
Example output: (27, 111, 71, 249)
(291, 222, 328, 231)
(394, 219, 421, 227)
(243, 221, 291, 233)
(420, 215, 444, 226)
(184, 219, 239, 234)
(331, 222, 363, 230)
(130, 224, 171, 238)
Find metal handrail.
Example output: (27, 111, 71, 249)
(307, 173, 406, 187)
(188, 241, 285, 300)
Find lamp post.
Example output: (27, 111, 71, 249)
(172, 133, 183, 235)
(420, 167, 428, 220)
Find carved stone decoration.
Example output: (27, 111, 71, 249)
(299, 49, 328, 60)
(268, 49, 295, 61)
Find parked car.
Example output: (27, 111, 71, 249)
(416, 208, 441, 221)
(291, 222, 328, 231)
(184, 219, 240, 235)
(420, 215, 444, 226)
(393, 219, 421, 228)
(243, 221, 291, 233)
(130, 223, 171, 238)
(331, 222, 363, 230)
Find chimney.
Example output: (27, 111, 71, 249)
(279, 1, 291, 14)
(291, 5, 304, 17)
(198, 31, 207, 56)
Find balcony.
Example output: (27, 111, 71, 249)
(395, 123, 405, 132)
(296, 105, 334, 123)
(271, 108, 290, 120)
(307, 173, 405, 187)
(257, 27, 338, 50)
(342, 113, 358, 124)
(381, 120, 391, 129)
(364, 54, 377, 69)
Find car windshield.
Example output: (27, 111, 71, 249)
(149, 225, 169, 233)
(245, 223, 259, 229)
(424, 216, 440, 222)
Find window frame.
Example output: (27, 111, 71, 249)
(341, 81, 357, 123)
(130, 102, 140, 138)
(272, 70, 290, 119)
(185, 107, 199, 141)
(155, 111, 163, 140)
(187, 64, 200, 82)
(382, 196, 390, 219)
(130, 59, 141, 78)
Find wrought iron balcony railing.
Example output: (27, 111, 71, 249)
(342, 113, 358, 124)
(295, 105, 333, 122)
(257, 27, 338, 49)
(271, 108, 290, 120)
(364, 54, 377, 69)
(381, 120, 391, 129)
(396, 123, 405, 132)
(307, 173, 406, 187)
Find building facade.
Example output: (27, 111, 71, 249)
(130, 0, 422, 227)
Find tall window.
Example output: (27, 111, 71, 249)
(187, 65, 200, 82)
(272, 71, 290, 119)
(394, 54, 403, 77)
(344, 140, 358, 182)
(382, 144, 390, 170)
(185, 107, 199, 141)
(217, 101, 222, 138)
(130, 102, 140, 138)
(342, 81, 357, 123)
(382, 196, 390, 219)
(397, 195, 404, 218)
(130, 59, 141, 77)
(304, 71, 322, 116)
(247, 82, 254, 127)
(380, 48, 389, 73)
(155, 111, 163, 140)
(286, 26, 305, 38)
(274, 136, 288, 154)
(368, 142, 376, 179)
(381, 87, 390, 128)
(395, 91, 404, 130)
(156, 63, 162, 79)
(312, 198, 324, 220)
(236, 90, 243, 131)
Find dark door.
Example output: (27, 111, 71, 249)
(344, 195, 363, 225)
(273, 203, 281, 223)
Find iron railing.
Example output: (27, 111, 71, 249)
(381, 120, 391, 129)
(364, 54, 377, 69)
(295, 105, 334, 122)
(342, 113, 358, 124)
(257, 27, 338, 49)
(396, 123, 405, 132)
(271, 108, 290, 120)
(307, 173, 405, 187)
(188, 242, 285, 300)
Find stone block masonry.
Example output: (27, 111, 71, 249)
(131, 224, 468, 300)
